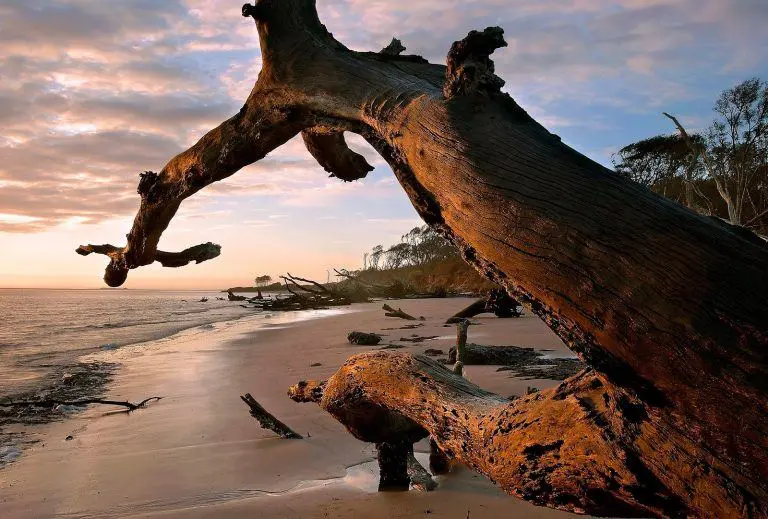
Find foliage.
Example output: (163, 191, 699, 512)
(366, 225, 459, 270)
(614, 77, 768, 235)
(255, 275, 273, 287)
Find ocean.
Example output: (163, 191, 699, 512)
(0, 289, 256, 399)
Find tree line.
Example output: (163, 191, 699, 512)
(613, 77, 768, 236)
(364, 225, 459, 271)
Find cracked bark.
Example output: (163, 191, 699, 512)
(79, 1, 767, 517)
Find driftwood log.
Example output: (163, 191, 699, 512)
(77, 2, 768, 517)
(240, 393, 302, 439)
(449, 344, 538, 366)
(347, 331, 382, 346)
(227, 289, 247, 301)
(446, 289, 521, 323)
(446, 298, 487, 323)
(382, 304, 421, 321)
(291, 351, 744, 518)
(0, 397, 162, 412)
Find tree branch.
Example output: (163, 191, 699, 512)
(240, 393, 302, 439)
(663, 112, 739, 223)
(76, 242, 221, 276)
(302, 128, 374, 182)
(382, 303, 419, 320)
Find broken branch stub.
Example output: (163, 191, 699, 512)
(444, 27, 507, 98)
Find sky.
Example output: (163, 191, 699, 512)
(0, 0, 766, 289)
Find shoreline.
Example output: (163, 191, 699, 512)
(0, 305, 354, 469)
(0, 298, 587, 518)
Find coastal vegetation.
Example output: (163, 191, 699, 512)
(614, 77, 768, 236)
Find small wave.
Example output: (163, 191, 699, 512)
(0, 445, 22, 466)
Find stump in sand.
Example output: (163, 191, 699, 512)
(78, 2, 767, 516)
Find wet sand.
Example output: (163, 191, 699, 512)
(0, 298, 588, 518)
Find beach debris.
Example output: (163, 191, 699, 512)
(446, 299, 487, 323)
(1, 396, 163, 413)
(239, 393, 302, 439)
(423, 349, 445, 356)
(65, 435, 74, 441)
(380, 344, 406, 350)
(398, 335, 439, 343)
(310, 362, 322, 367)
(450, 344, 537, 366)
(510, 359, 583, 381)
(332, 269, 415, 300)
(445, 289, 522, 324)
(347, 331, 382, 346)
(199, 297, 209, 302)
(382, 323, 424, 330)
(236, 273, 365, 313)
(227, 290, 247, 301)
(280, 273, 329, 295)
(382, 304, 423, 321)
(450, 344, 583, 380)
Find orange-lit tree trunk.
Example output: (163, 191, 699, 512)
(79, 1, 768, 517)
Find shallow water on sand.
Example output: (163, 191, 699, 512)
(0, 289, 258, 397)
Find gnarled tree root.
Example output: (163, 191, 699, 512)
(290, 352, 766, 518)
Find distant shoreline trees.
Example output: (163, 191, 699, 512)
(614, 77, 767, 236)
(254, 275, 273, 287)
(365, 226, 459, 271)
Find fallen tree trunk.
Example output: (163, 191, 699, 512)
(78, 1, 767, 516)
(291, 352, 758, 517)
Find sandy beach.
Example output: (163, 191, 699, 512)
(0, 298, 588, 519)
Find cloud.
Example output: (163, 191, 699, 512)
(0, 0, 765, 235)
